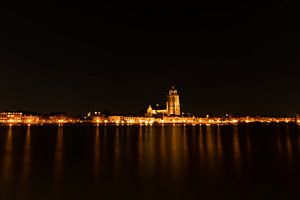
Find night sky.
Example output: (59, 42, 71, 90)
(1, 2, 299, 116)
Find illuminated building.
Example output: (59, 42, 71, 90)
(108, 116, 122, 124)
(47, 114, 77, 124)
(146, 105, 153, 117)
(87, 111, 101, 117)
(166, 86, 181, 116)
(146, 86, 181, 116)
(146, 104, 168, 117)
(0, 112, 23, 124)
(22, 115, 40, 124)
(296, 114, 300, 124)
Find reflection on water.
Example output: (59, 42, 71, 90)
(232, 125, 241, 173)
(2, 126, 13, 182)
(276, 124, 294, 165)
(206, 125, 216, 170)
(199, 125, 205, 164)
(159, 125, 167, 178)
(298, 125, 300, 154)
(21, 125, 31, 186)
(113, 126, 121, 177)
(245, 126, 252, 157)
(94, 125, 100, 175)
(54, 126, 64, 188)
(276, 125, 283, 158)
(285, 125, 293, 164)
(0, 124, 300, 200)
(216, 125, 222, 161)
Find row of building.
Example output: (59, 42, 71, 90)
(0, 112, 78, 125)
(92, 115, 297, 125)
(1, 87, 300, 125)
(0, 111, 298, 126)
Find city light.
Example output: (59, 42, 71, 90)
(0, 87, 299, 126)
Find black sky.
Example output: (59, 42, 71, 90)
(0, 1, 299, 116)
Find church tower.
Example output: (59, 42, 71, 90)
(166, 86, 181, 116)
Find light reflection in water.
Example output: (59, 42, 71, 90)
(276, 125, 283, 158)
(232, 125, 241, 173)
(94, 125, 100, 175)
(54, 126, 64, 187)
(1, 124, 300, 199)
(103, 125, 107, 140)
(285, 125, 293, 164)
(138, 125, 143, 149)
(159, 125, 167, 178)
(2, 126, 13, 182)
(147, 126, 155, 178)
(182, 126, 188, 166)
(199, 125, 205, 164)
(298, 125, 300, 154)
(114, 126, 120, 176)
(172, 126, 186, 180)
(21, 125, 31, 186)
(160, 126, 168, 172)
(245, 126, 252, 157)
(137, 126, 144, 177)
(170, 126, 179, 178)
(216, 125, 222, 162)
(206, 125, 215, 169)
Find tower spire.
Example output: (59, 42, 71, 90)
(166, 86, 180, 116)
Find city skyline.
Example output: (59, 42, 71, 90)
(0, 84, 300, 117)
(1, 3, 300, 200)
(1, 2, 300, 115)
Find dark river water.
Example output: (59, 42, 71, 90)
(0, 124, 300, 200)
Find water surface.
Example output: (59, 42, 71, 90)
(0, 124, 299, 200)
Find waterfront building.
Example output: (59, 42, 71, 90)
(146, 104, 168, 117)
(0, 112, 23, 124)
(146, 86, 181, 117)
(296, 114, 300, 123)
(47, 114, 77, 124)
(166, 86, 181, 116)
(22, 115, 40, 124)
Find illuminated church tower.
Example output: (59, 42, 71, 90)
(166, 86, 181, 116)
